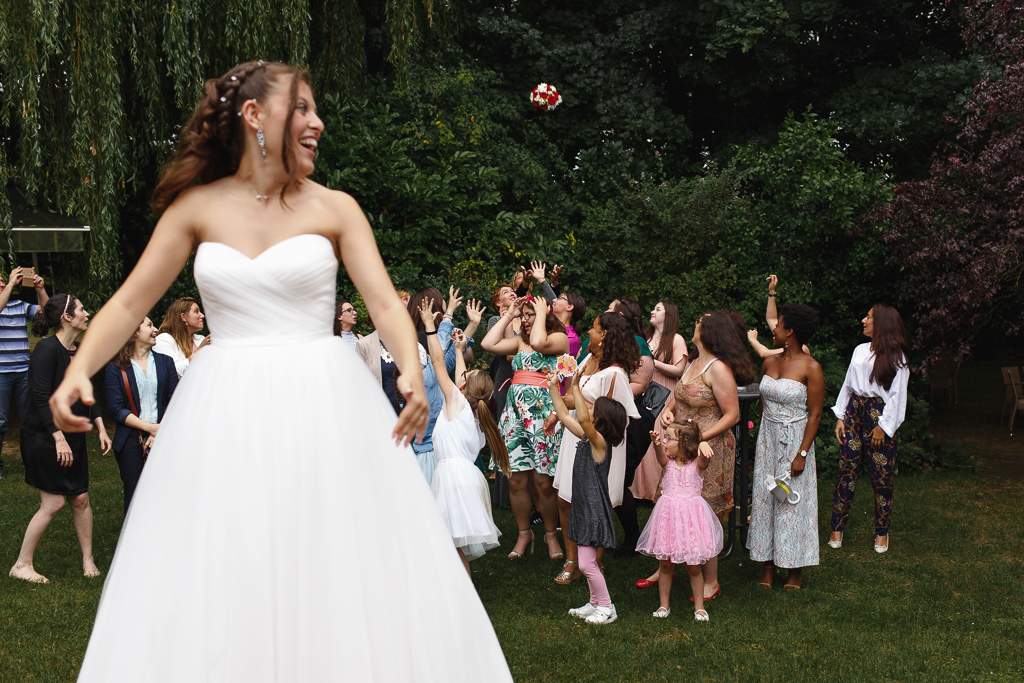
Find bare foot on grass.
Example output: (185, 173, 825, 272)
(9, 564, 50, 584)
(83, 557, 101, 578)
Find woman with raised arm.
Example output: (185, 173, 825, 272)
(747, 275, 811, 358)
(407, 285, 462, 484)
(482, 295, 569, 561)
(747, 304, 824, 591)
(550, 312, 639, 585)
(48, 61, 510, 681)
(420, 299, 505, 575)
(829, 305, 909, 555)
(635, 312, 754, 598)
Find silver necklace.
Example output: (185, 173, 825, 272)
(242, 179, 271, 201)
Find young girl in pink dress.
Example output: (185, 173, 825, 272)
(635, 420, 724, 622)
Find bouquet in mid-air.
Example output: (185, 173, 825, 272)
(531, 83, 562, 111)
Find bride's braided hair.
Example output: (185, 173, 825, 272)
(151, 61, 312, 214)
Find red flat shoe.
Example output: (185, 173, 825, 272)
(636, 574, 675, 588)
(690, 583, 722, 602)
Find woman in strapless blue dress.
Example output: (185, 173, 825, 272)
(49, 61, 513, 682)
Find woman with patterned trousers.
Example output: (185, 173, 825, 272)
(483, 296, 569, 561)
(829, 305, 909, 554)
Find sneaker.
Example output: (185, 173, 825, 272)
(586, 604, 618, 624)
(569, 602, 598, 619)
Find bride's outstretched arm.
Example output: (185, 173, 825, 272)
(50, 194, 199, 432)
(335, 192, 427, 446)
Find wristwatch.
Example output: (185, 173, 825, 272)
(798, 449, 808, 457)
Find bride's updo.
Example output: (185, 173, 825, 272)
(150, 61, 312, 214)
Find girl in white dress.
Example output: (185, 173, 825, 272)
(419, 299, 509, 575)
(49, 61, 512, 682)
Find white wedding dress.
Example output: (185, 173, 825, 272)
(78, 234, 512, 682)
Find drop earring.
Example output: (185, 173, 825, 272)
(256, 126, 267, 160)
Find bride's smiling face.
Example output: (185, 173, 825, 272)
(258, 79, 323, 178)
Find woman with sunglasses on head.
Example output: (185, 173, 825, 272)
(636, 311, 754, 597)
(482, 295, 569, 561)
(154, 297, 209, 378)
(9, 294, 112, 584)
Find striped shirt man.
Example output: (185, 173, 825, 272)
(0, 300, 39, 374)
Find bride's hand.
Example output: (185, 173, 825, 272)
(49, 371, 96, 432)
(394, 373, 430, 448)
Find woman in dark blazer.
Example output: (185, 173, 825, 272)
(105, 316, 178, 514)
(9, 294, 112, 584)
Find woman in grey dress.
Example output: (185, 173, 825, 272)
(747, 304, 824, 591)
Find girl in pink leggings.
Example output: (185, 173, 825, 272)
(546, 370, 628, 624)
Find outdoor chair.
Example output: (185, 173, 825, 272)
(1002, 367, 1023, 430)
(929, 358, 960, 405)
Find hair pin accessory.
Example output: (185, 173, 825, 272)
(220, 96, 226, 103)
(230, 76, 237, 82)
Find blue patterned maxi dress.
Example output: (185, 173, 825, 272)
(747, 376, 819, 569)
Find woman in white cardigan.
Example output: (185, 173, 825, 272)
(154, 297, 208, 378)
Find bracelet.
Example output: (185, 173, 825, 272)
(767, 293, 776, 297)
(425, 330, 438, 336)
(442, 314, 453, 320)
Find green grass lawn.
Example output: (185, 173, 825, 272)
(2, 363, 1022, 682)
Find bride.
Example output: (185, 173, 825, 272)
(50, 61, 513, 681)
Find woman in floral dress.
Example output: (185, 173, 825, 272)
(482, 296, 569, 560)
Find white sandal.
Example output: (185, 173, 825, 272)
(652, 607, 670, 618)
(694, 609, 709, 622)
(828, 532, 843, 549)
(874, 536, 889, 554)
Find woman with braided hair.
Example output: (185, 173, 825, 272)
(49, 61, 512, 681)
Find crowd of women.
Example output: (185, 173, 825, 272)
(6, 264, 911, 624)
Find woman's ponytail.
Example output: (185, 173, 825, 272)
(33, 294, 75, 337)
(464, 370, 511, 477)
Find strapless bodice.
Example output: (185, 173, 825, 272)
(193, 234, 337, 346)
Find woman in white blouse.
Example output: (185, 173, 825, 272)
(154, 298, 208, 377)
(829, 305, 910, 554)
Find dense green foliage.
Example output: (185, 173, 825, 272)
(0, 0, 1014, 368)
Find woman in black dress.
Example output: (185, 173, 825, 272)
(8, 294, 112, 584)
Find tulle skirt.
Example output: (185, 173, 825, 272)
(635, 493, 724, 565)
(78, 337, 512, 682)
(432, 458, 501, 561)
